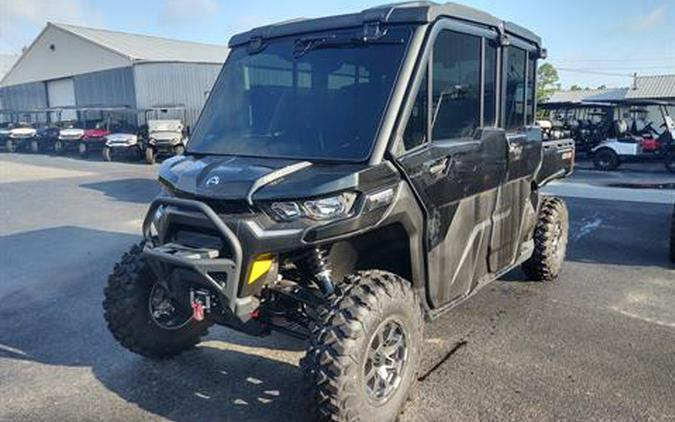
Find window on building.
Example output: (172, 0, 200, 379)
(483, 41, 498, 126)
(402, 69, 428, 151)
(505, 46, 526, 130)
(431, 30, 481, 140)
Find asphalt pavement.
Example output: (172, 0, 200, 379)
(0, 154, 673, 422)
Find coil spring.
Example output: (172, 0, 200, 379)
(307, 247, 331, 276)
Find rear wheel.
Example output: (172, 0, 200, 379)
(53, 140, 64, 154)
(103, 242, 211, 358)
(522, 197, 569, 281)
(78, 142, 88, 158)
(303, 270, 423, 422)
(593, 148, 620, 171)
(145, 147, 156, 164)
(665, 150, 675, 174)
(5, 140, 16, 153)
(30, 140, 39, 153)
(102, 146, 112, 162)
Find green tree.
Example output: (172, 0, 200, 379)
(537, 63, 559, 103)
(569, 85, 583, 91)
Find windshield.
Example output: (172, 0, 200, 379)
(187, 26, 413, 161)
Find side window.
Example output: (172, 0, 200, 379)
(505, 46, 526, 130)
(525, 53, 536, 124)
(402, 69, 428, 151)
(483, 41, 498, 126)
(431, 30, 481, 140)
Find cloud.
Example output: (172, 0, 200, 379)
(625, 4, 668, 32)
(0, 0, 103, 53)
(160, 0, 220, 25)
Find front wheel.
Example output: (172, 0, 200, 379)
(5, 140, 16, 153)
(593, 148, 620, 171)
(145, 147, 156, 164)
(30, 140, 40, 153)
(303, 270, 423, 422)
(78, 142, 88, 158)
(53, 140, 64, 154)
(522, 197, 569, 281)
(103, 242, 211, 358)
(102, 146, 112, 162)
(665, 150, 675, 174)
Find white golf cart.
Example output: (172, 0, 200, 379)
(142, 104, 189, 164)
(591, 100, 675, 173)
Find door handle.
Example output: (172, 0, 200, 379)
(425, 157, 450, 176)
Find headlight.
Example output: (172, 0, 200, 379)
(268, 192, 357, 222)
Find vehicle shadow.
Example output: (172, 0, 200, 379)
(0, 226, 308, 422)
(80, 178, 161, 204)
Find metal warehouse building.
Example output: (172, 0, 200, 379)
(0, 23, 228, 127)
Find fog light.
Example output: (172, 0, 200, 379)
(248, 254, 273, 284)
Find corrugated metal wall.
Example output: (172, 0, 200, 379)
(74, 67, 136, 108)
(133, 62, 222, 128)
(0, 82, 48, 110)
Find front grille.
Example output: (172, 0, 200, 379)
(171, 190, 254, 215)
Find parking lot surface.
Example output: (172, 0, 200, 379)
(1, 154, 674, 422)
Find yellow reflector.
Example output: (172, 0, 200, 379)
(248, 254, 273, 284)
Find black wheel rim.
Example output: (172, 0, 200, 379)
(363, 318, 408, 404)
(148, 283, 192, 330)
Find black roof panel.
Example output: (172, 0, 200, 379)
(229, 1, 541, 48)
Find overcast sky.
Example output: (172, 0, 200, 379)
(1, 0, 673, 89)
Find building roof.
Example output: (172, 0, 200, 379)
(0, 54, 19, 80)
(626, 74, 675, 99)
(547, 88, 629, 104)
(52, 23, 228, 64)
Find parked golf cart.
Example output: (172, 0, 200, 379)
(538, 102, 613, 152)
(590, 100, 675, 172)
(142, 104, 189, 164)
(102, 109, 148, 161)
(0, 110, 18, 151)
(77, 106, 137, 158)
(31, 108, 69, 153)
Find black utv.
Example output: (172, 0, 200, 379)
(103, 2, 574, 421)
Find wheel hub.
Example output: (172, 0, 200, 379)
(148, 283, 192, 330)
(363, 318, 408, 403)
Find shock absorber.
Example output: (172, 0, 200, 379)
(306, 247, 334, 296)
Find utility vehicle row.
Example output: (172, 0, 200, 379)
(537, 99, 675, 172)
(0, 105, 189, 164)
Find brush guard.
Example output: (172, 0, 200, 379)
(141, 197, 257, 320)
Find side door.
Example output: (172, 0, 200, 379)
(395, 23, 507, 309)
(489, 43, 542, 271)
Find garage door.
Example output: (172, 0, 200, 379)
(47, 78, 76, 121)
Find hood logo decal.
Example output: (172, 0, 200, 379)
(205, 176, 221, 187)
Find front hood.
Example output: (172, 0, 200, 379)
(10, 127, 37, 137)
(84, 129, 110, 139)
(106, 133, 138, 143)
(151, 131, 182, 142)
(159, 154, 376, 202)
(60, 128, 85, 138)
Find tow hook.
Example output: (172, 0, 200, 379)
(190, 289, 212, 322)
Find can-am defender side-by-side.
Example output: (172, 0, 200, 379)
(590, 100, 675, 173)
(103, 3, 574, 421)
(143, 105, 189, 164)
